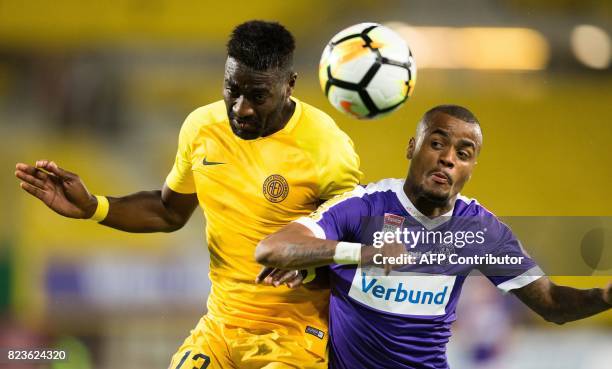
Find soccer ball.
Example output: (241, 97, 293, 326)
(319, 23, 416, 119)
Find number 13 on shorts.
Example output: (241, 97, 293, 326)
(173, 350, 210, 369)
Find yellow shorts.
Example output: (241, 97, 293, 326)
(168, 315, 327, 369)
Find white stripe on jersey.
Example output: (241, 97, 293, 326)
(294, 217, 327, 239)
(496, 266, 545, 292)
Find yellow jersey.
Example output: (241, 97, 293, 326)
(165, 97, 361, 355)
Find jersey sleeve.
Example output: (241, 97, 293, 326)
(165, 112, 199, 194)
(295, 187, 368, 242)
(480, 218, 543, 292)
(317, 132, 363, 200)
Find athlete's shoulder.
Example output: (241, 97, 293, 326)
(296, 98, 347, 138)
(363, 178, 404, 194)
(177, 100, 229, 143)
(362, 178, 408, 211)
(183, 100, 228, 129)
(298, 99, 336, 125)
(291, 97, 357, 158)
(455, 195, 521, 245)
(310, 178, 404, 224)
(321, 178, 403, 214)
(455, 194, 496, 218)
(290, 97, 362, 195)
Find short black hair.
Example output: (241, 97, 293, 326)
(423, 104, 479, 126)
(227, 20, 295, 71)
(416, 104, 483, 149)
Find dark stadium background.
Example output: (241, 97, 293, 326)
(0, 1, 610, 368)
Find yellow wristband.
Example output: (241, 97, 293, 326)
(90, 195, 109, 222)
(302, 267, 317, 284)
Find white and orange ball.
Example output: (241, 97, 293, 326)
(319, 23, 416, 119)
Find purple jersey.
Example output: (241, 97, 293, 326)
(296, 178, 542, 369)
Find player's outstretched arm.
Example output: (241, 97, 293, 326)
(512, 277, 611, 325)
(256, 222, 405, 271)
(15, 160, 198, 233)
(255, 222, 339, 269)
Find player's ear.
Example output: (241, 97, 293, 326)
(407, 137, 416, 159)
(286, 72, 297, 96)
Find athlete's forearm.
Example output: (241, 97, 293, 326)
(100, 190, 195, 233)
(255, 224, 339, 269)
(545, 285, 610, 324)
(514, 278, 611, 324)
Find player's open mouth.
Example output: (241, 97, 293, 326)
(233, 119, 258, 131)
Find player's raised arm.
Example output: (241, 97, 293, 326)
(512, 277, 611, 325)
(15, 160, 198, 233)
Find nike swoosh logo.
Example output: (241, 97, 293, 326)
(203, 157, 225, 166)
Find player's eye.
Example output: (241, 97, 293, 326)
(457, 150, 471, 160)
(253, 94, 267, 104)
(431, 141, 443, 149)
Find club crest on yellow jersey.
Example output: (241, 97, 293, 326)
(263, 174, 289, 203)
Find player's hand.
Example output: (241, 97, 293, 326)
(15, 160, 98, 219)
(362, 242, 411, 275)
(604, 282, 612, 305)
(255, 266, 304, 288)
